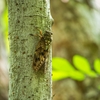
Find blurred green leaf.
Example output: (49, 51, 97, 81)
(2, 8, 8, 31)
(52, 71, 69, 81)
(52, 57, 85, 81)
(2, 8, 9, 52)
(73, 55, 97, 77)
(53, 57, 75, 72)
(52, 56, 98, 81)
(94, 59, 100, 74)
(69, 70, 85, 81)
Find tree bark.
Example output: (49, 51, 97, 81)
(8, 0, 53, 100)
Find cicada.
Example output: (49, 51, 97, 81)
(33, 31, 53, 72)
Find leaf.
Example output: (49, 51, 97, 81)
(52, 71, 69, 81)
(52, 57, 75, 72)
(73, 55, 97, 77)
(52, 57, 85, 81)
(52, 70, 85, 81)
(94, 59, 100, 74)
(69, 70, 85, 81)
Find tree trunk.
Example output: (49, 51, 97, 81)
(8, 0, 53, 100)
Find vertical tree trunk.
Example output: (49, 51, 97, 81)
(8, 0, 53, 100)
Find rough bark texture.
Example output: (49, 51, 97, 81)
(8, 0, 53, 100)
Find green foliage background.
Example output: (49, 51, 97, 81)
(1, 8, 9, 52)
(52, 55, 100, 81)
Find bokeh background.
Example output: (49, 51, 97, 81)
(0, 0, 100, 100)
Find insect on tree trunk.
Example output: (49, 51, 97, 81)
(8, 0, 53, 100)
